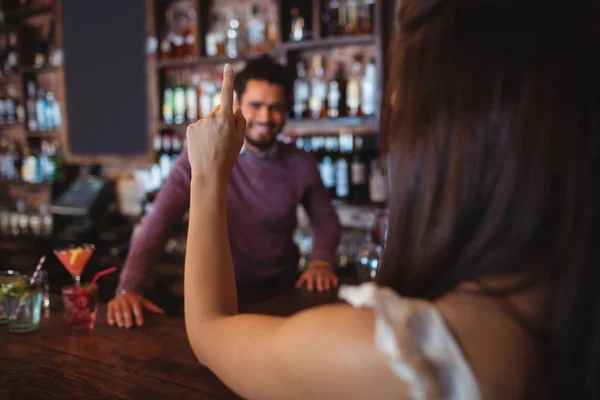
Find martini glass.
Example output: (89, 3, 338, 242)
(53, 244, 95, 287)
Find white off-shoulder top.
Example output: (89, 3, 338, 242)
(339, 283, 482, 400)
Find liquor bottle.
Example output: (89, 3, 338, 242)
(347, 54, 363, 117)
(293, 60, 310, 120)
(151, 135, 162, 190)
(200, 73, 215, 118)
(159, 134, 173, 182)
(361, 57, 377, 117)
(45, 91, 56, 129)
(323, 0, 342, 37)
(369, 158, 388, 203)
(173, 71, 186, 124)
(36, 88, 47, 130)
(4, 86, 16, 124)
(319, 138, 336, 197)
(289, 8, 305, 42)
(328, 61, 347, 118)
(213, 73, 223, 109)
(5, 32, 18, 73)
(0, 89, 5, 124)
(205, 14, 226, 57)
(311, 136, 325, 164)
(335, 132, 352, 199)
(162, 70, 174, 124)
(226, 12, 241, 58)
(346, 0, 359, 34)
(358, 0, 375, 34)
(182, 9, 198, 59)
(309, 54, 327, 119)
(351, 136, 369, 202)
(166, 8, 185, 60)
(248, 3, 266, 53)
(34, 22, 51, 68)
(171, 135, 182, 165)
(0, 34, 8, 77)
(187, 71, 199, 122)
(159, 28, 172, 61)
(26, 81, 37, 131)
(338, 0, 349, 35)
(266, 2, 278, 50)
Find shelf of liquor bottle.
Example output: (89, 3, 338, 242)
(157, 50, 279, 70)
(3, 4, 53, 20)
(280, 35, 376, 52)
(283, 116, 378, 136)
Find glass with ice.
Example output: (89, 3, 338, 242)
(2, 273, 43, 333)
(61, 285, 98, 330)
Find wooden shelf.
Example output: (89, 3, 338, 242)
(4, 4, 53, 20)
(0, 73, 21, 84)
(160, 122, 189, 133)
(26, 130, 60, 139)
(0, 123, 25, 134)
(157, 51, 279, 70)
(280, 35, 376, 52)
(332, 199, 387, 209)
(283, 116, 378, 136)
(20, 65, 57, 74)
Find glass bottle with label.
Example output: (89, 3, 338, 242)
(293, 60, 310, 120)
(361, 57, 377, 116)
(162, 70, 174, 125)
(358, 0, 374, 34)
(290, 8, 305, 42)
(335, 132, 353, 199)
(323, 0, 342, 37)
(182, 8, 197, 59)
(328, 61, 347, 118)
(351, 136, 369, 202)
(309, 54, 327, 119)
(248, 3, 266, 53)
(226, 12, 241, 59)
(186, 70, 198, 122)
(26, 81, 37, 131)
(266, 2, 278, 50)
(173, 70, 186, 124)
(159, 134, 173, 182)
(319, 139, 336, 197)
(5, 32, 18, 74)
(347, 54, 363, 118)
(171, 135, 182, 165)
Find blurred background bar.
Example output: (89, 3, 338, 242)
(0, 0, 396, 317)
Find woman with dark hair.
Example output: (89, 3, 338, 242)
(183, 1, 599, 399)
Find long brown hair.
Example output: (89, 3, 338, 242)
(377, 0, 599, 398)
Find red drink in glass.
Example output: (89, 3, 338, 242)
(61, 285, 98, 330)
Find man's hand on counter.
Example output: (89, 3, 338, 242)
(107, 292, 165, 328)
(295, 261, 339, 292)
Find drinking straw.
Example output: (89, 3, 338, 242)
(29, 255, 46, 285)
(88, 267, 117, 289)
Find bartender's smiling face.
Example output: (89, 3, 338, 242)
(238, 79, 287, 152)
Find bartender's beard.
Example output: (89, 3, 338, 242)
(244, 134, 278, 151)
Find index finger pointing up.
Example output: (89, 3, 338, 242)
(220, 63, 234, 115)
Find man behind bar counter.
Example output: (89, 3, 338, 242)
(107, 56, 342, 328)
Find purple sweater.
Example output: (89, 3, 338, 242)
(117, 143, 341, 295)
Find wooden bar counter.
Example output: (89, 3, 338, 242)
(0, 288, 340, 399)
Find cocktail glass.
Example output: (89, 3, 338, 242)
(53, 244, 95, 287)
(61, 285, 98, 330)
(0, 270, 22, 324)
(2, 273, 43, 333)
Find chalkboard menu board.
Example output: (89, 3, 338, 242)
(59, 0, 152, 164)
